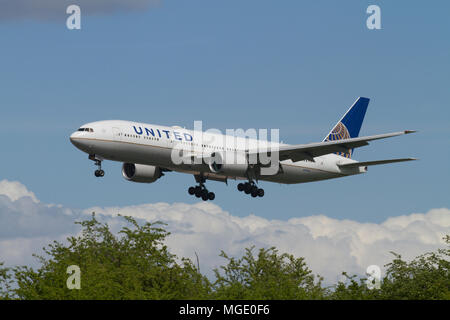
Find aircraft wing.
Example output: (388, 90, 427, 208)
(249, 130, 416, 162)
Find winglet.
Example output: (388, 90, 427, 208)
(404, 130, 417, 134)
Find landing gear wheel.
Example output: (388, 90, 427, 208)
(94, 170, 105, 177)
(239, 180, 264, 198)
(92, 157, 105, 177)
(190, 175, 216, 201)
(257, 188, 264, 197)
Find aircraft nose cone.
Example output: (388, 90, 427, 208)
(69, 132, 78, 145)
(70, 131, 95, 154)
(70, 132, 87, 150)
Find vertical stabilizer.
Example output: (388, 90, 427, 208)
(323, 97, 370, 158)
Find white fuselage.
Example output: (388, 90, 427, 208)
(70, 120, 366, 184)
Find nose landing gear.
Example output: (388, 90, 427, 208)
(90, 155, 105, 177)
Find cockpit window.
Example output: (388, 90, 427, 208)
(78, 128, 94, 132)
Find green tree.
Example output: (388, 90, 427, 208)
(330, 235, 450, 300)
(330, 272, 379, 300)
(1, 212, 448, 300)
(212, 246, 326, 299)
(379, 235, 450, 299)
(0, 262, 14, 300)
(8, 214, 211, 300)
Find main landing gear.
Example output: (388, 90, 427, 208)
(188, 186, 215, 201)
(188, 176, 215, 201)
(237, 181, 264, 198)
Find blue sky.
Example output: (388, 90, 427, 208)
(0, 0, 449, 224)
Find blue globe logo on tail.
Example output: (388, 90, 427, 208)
(325, 122, 352, 158)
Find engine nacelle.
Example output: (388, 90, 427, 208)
(122, 163, 162, 183)
(208, 152, 248, 177)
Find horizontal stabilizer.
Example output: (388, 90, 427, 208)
(338, 158, 417, 168)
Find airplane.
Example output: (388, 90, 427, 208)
(70, 97, 416, 201)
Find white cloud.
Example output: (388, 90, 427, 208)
(0, 179, 39, 203)
(0, 235, 69, 267)
(86, 203, 450, 283)
(0, 179, 449, 284)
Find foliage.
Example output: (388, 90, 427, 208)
(1, 214, 210, 300)
(212, 246, 325, 299)
(330, 235, 450, 300)
(0, 262, 14, 300)
(0, 213, 448, 300)
(379, 235, 450, 299)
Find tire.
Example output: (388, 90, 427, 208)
(257, 188, 264, 197)
(94, 170, 100, 177)
(251, 190, 258, 198)
(188, 187, 195, 195)
(99, 170, 105, 177)
(202, 194, 209, 201)
(237, 183, 244, 192)
(244, 183, 252, 194)
(201, 189, 208, 198)
(195, 189, 202, 198)
(208, 192, 215, 201)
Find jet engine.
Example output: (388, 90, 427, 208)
(122, 163, 162, 183)
(208, 152, 248, 177)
